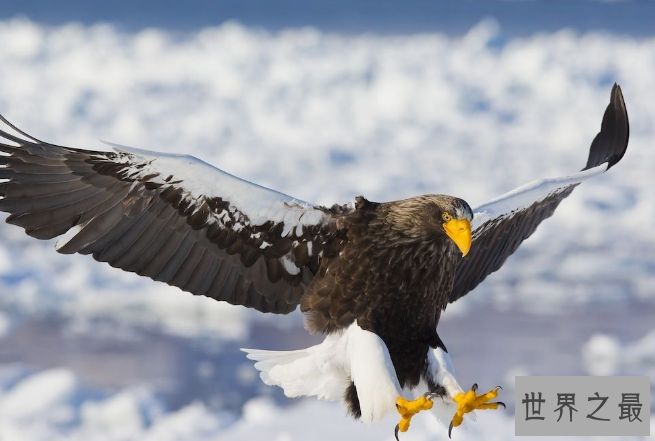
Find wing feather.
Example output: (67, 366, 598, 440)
(449, 84, 629, 303)
(0, 118, 350, 314)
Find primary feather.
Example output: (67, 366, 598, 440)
(0, 114, 350, 314)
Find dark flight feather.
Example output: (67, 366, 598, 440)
(0, 119, 350, 314)
(449, 84, 629, 303)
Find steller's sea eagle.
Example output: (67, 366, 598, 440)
(0, 85, 629, 438)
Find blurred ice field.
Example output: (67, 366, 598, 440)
(0, 15, 654, 441)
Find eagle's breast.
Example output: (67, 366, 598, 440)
(300, 199, 461, 341)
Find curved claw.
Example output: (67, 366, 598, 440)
(449, 384, 505, 438)
(395, 423, 400, 441)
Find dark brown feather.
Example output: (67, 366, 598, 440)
(0, 122, 350, 315)
(302, 195, 467, 388)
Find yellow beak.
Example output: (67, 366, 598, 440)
(443, 218, 472, 257)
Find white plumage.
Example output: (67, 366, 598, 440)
(105, 141, 329, 236)
(243, 322, 464, 425)
(471, 163, 608, 230)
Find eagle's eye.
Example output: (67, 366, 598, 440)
(442, 212, 452, 222)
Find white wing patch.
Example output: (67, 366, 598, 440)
(280, 255, 301, 276)
(103, 142, 329, 236)
(471, 163, 608, 230)
(54, 223, 86, 251)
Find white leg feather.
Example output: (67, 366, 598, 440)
(427, 347, 464, 399)
(423, 347, 465, 423)
(345, 322, 402, 422)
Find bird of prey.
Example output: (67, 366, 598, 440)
(0, 85, 628, 438)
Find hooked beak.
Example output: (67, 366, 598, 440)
(443, 218, 471, 257)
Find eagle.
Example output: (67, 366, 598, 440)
(0, 85, 628, 438)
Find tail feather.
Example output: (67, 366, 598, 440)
(243, 348, 309, 373)
(241, 346, 350, 401)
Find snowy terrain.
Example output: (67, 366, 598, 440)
(0, 17, 654, 441)
(1, 329, 654, 441)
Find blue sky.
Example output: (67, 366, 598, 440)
(1, 0, 654, 36)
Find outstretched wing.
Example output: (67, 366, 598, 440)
(449, 83, 629, 303)
(0, 117, 350, 314)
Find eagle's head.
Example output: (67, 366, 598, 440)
(385, 194, 473, 256)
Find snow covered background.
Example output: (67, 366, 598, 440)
(1, 4, 655, 440)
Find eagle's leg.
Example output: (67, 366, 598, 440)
(346, 322, 405, 422)
(424, 346, 505, 438)
(346, 323, 437, 439)
(392, 346, 463, 439)
(393, 342, 453, 439)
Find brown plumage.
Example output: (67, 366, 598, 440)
(299, 195, 473, 416)
(303, 195, 471, 382)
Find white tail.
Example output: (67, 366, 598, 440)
(242, 322, 412, 423)
(242, 338, 350, 402)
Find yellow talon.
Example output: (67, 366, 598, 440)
(449, 384, 505, 438)
(395, 395, 434, 440)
